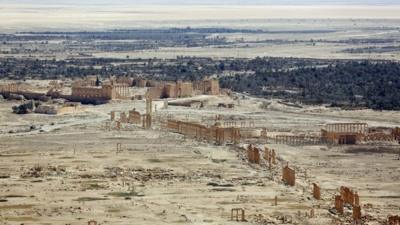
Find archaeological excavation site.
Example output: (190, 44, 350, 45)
(2, 1, 400, 223)
(0, 76, 399, 225)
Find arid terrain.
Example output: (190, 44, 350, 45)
(1, 5, 400, 60)
(1, 2, 400, 225)
(0, 79, 399, 224)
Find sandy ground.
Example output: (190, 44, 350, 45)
(91, 43, 400, 61)
(1, 5, 400, 32)
(1, 6, 400, 60)
(0, 92, 399, 225)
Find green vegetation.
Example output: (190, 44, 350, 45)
(220, 61, 400, 110)
(1, 31, 399, 111)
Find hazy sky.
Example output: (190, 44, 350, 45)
(3, 0, 400, 5)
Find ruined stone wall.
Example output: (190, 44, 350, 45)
(364, 132, 395, 142)
(136, 79, 148, 87)
(165, 119, 240, 144)
(176, 82, 193, 97)
(193, 79, 220, 95)
(360, 126, 400, 142)
(73, 76, 97, 87)
(166, 120, 208, 138)
(335, 195, 344, 214)
(321, 129, 363, 145)
(224, 127, 241, 144)
(325, 123, 368, 134)
(0, 84, 7, 93)
(1, 86, 47, 100)
(393, 127, 400, 140)
(247, 145, 260, 164)
(321, 123, 369, 145)
(111, 109, 145, 127)
(116, 77, 133, 86)
(205, 79, 220, 95)
(71, 85, 115, 100)
(139, 79, 221, 99)
(313, 183, 321, 200)
(145, 81, 193, 99)
(103, 85, 116, 99)
(275, 135, 322, 145)
(0, 83, 22, 93)
(282, 165, 295, 186)
(146, 87, 163, 99)
(133, 78, 159, 87)
(128, 110, 142, 125)
(341, 186, 356, 206)
(164, 84, 176, 98)
(332, 186, 362, 222)
(1, 82, 116, 104)
(388, 215, 400, 225)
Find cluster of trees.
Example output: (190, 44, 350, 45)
(342, 45, 400, 54)
(4, 29, 230, 49)
(220, 61, 400, 110)
(0, 56, 328, 81)
(2, 55, 400, 110)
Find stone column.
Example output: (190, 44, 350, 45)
(353, 205, 361, 223)
(264, 147, 270, 161)
(354, 192, 360, 206)
(335, 195, 344, 214)
(110, 111, 115, 121)
(272, 150, 276, 164)
(313, 183, 321, 200)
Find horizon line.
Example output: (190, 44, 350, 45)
(2, 2, 400, 6)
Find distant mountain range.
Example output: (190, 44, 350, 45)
(2, 0, 400, 5)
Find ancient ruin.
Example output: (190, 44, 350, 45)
(128, 109, 142, 124)
(1, 7, 400, 225)
(231, 208, 246, 222)
(0, 83, 24, 93)
(264, 146, 270, 161)
(164, 119, 240, 145)
(88, 220, 97, 225)
(321, 123, 367, 145)
(275, 135, 322, 145)
(143, 97, 153, 129)
(282, 163, 295, 186)
(388, 215, 400, 225)
(353, 205, 362, 222)
(335, 195, 344, 214)
(143, 78, 220, 99)
(1, 77, 399, 225)
(313, 183, 321, 200)
(340, 186, 357, 206)
(271, 149, 276, 165)
(193, 79, 220, 95)
(393, 128, 400, 141)
(1, 79, 132, 104)
(146, 81, 194, 99)
(247, 145, 260, 164)
(71, 85, 116, 102)
(116, 143, 123, 154)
